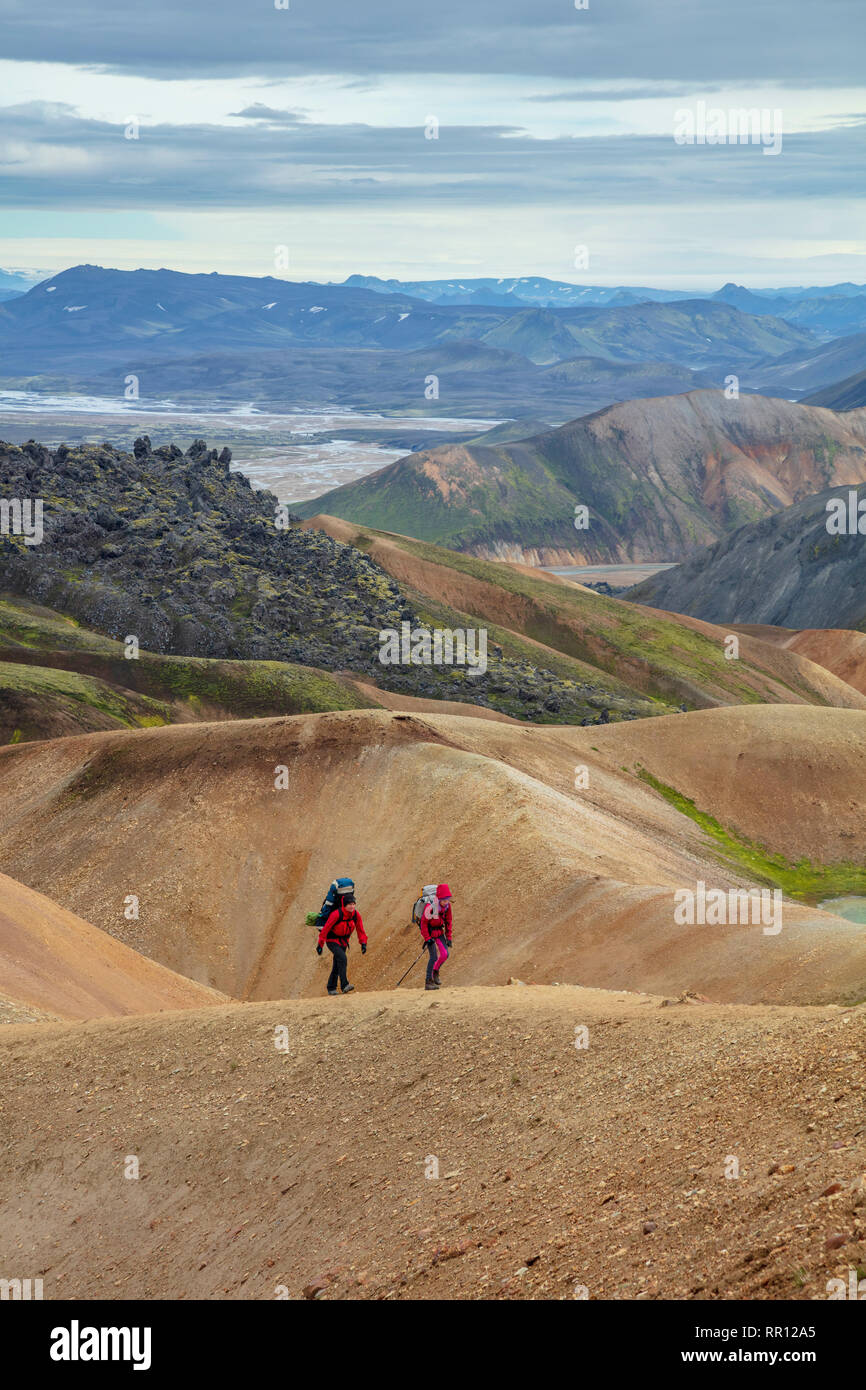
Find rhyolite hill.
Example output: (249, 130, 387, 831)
(295, 390, 866, 565)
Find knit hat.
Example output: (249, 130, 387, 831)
(436, 883, 452, 900)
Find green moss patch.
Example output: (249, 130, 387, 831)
(0, 594, 388, 744)
(0, 660, 175, 738)
(636, 766, 866, 900)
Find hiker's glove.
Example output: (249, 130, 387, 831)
(447, 942, 454, 952)
(316, 945, 322, 956)
(361, 944, 367, 954)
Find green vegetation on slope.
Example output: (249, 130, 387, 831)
(0, 595, 381, 743)
(637, 768, 866, 900)
(339, 525, 830, 710)
(0, 660, 174, 742)
(296, 391, 866, 564)
(0, 593, 652, 730)
(395, 583, 663, 722)
(0, 436, 670, 726)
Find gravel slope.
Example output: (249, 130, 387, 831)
(1, 987, 863, 1301)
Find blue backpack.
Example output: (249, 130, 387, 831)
(309, 877, 355, 929)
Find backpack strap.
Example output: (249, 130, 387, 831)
(327, 903, 349, 936)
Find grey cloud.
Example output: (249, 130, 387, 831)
(229, 105, 308, 124)
(526, 85, 728, 104)
(1, 100, 863, 210)
(1, 0, 864, 84)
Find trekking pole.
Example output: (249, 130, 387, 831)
(395, 945, 426, 989)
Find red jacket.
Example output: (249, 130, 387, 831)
(318, 906, 367, 949)
(421, 901, 452, 944)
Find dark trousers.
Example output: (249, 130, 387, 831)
(326, 941, 349, 991)
(425, 937, 447, 982)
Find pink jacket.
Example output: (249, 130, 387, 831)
(420, 900, 452, 944)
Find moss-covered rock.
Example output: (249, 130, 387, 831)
(0, 439, 657, 724)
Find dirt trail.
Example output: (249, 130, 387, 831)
(1, 986, 863, 1301)
(0, 706, 864, 1006)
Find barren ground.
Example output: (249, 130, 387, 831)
(1, 987, 863, 1301)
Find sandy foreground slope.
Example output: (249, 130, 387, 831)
(0, 706, 864, 1005)
(1, 701, 865, 1305)
(0, 987, 863, 1301)
(0, 870, 225, 1022)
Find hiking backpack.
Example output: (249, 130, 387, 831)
(411, 884, 439, 929)
(307, 876, 355, 929)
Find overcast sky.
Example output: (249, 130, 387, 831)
(1, 0, 864, 287)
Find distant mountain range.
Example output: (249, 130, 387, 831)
(344, 275, 866, 336)
(0, 267, 41, 303)
(293, 390, 866, 565)
(711, 282, 866, 339)
(0, 264, 826, 424)
(6, 265, 866, 423)
(627, 482, 866, 630)
(0, 265, 813, 373)
(341, 275, 699, 307)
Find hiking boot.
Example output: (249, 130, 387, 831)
(342, 983, 355, 994)
(327, 987, 338, 996)
(425, 980, 440, 990)
(432, 970, 441, 986)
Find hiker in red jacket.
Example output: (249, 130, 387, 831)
(421, 883, 453, 991)
(316, 894, 367, 996)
